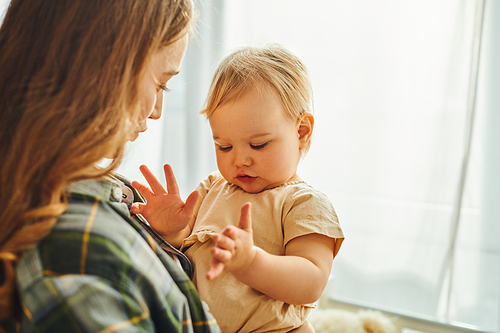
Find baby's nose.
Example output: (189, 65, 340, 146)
(234, 150, 251, 167)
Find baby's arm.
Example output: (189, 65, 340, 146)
(131, 164, 199, 248)
(207, 203, 334, 306)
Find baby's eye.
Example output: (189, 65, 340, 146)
(218, 145, 232, 152)
(250, 142, 268, 150)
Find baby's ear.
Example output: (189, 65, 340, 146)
(297, 112, 314, 148)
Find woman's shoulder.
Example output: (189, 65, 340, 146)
(57, 178, 147, 254)
(39, 198, 146, 278)
(58, 196, 138, 244)
(15, 196, 219, 332)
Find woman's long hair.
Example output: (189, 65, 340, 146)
(0, 0, 193, 319)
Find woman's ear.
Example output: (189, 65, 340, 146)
(297, 112, 314, 148)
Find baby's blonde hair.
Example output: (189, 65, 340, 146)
(201, 44, 314, 154)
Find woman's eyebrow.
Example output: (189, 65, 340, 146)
(166, 70, 181, 76)
(160, 70, 180, 80)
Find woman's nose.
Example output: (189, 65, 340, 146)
(150, 90, 163, 120)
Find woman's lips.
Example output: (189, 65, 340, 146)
(236, 175, 257, 183)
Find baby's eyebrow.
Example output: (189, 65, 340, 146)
(212, 133, 272, 141)
(248, 133, 272, 139)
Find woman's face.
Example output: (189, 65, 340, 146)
(132, 33, 189, 141)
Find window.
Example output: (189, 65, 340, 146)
(16, 0, 486, 331)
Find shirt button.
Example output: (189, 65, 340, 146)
(112, 187, 122, 201)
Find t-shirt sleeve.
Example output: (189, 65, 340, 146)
(282, 187, 344, 259)
(193, 171, 223, 219)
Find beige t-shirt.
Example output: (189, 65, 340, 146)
(182, 172, 344, 332)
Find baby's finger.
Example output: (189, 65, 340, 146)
(139, 165, 167, 195)
(131, 181, 154, 198)
(130, 202, 145, 215)
(164, 164, 180, 195)
(238, 202, 252, 232)
(207, 259, 225, 280)
(212, 233, 234, 251)
(222, 226, 239, 240)
(211, 246, 232, 263)
(184, 190, 200, 217)
(207, 264, 224, 280)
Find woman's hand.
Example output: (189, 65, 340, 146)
(131, 164, 199, 244)
(207, 202, 257, 280)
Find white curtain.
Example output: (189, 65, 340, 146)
(121, 1, 498, 331)
(0, 0, 8, 19)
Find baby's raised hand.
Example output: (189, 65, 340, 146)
(131, 164, 199, 239)
(207, 202, 257, 280)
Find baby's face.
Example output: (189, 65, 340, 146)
(209, 84, 303, 193)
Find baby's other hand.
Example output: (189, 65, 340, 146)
(207, 203, 256, 280)
(131, 164, 199, 238)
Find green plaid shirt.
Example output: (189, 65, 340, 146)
(10, 178, 220, 333)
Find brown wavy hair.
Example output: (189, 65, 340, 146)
(0, 0, 193, 320)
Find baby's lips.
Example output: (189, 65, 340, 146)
(236, 174, 257, 183)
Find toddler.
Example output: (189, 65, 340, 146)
(132, 44, 344, 332)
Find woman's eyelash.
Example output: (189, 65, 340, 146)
(159, 85, 170, 92)
(251, 142, 268, 150)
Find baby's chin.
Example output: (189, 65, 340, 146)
(232, 182, 267, 194)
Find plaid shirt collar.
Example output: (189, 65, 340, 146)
(67, 174, 194, 278)
(66, 177, 124, 203)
